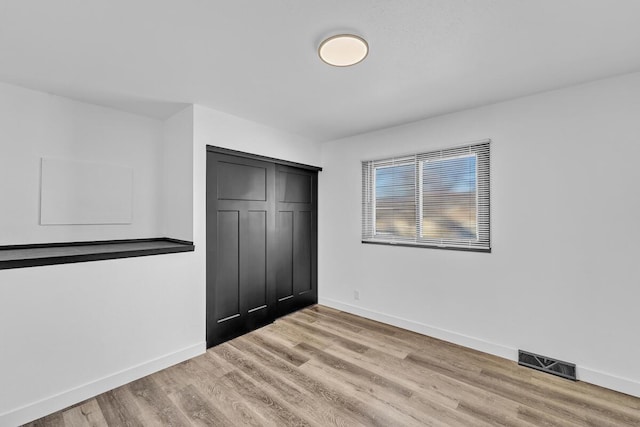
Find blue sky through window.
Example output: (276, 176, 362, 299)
(375, 164, 414, 199)
(423, 155, 476, 194)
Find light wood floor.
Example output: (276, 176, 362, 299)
(25, 305, 640, 426)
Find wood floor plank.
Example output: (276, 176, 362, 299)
(280, 316, 369, 353)
(152, 361, 196, 395)
(22, 411, 65, 427)
(231, 335, 395, 427)
(290, 310, 319, 324)
(322, 343, 500, 427)
(95, 386, 146, 427)
(405, 351, 623, 427)
(270, 319, 332, 349)
(295, 341, 413, 398)
(312, 306, 401, 336)
(516, 405, 585, 427)
(216, 339, 355, 426)
(168, 384, 233, 426)
(456, 400, 530, 427)
(308, 304, 341, 315)
(257, 325, 303, 348)
(182, 365, 268, 427)
(218, 369, 312, 427)
(480, 367, 640, 426)
(296, 341, 491, 427)
(326, 342, 567, 427)
(61, 400, 108, 427)
(22, 305, 640, 427)
(530, 373, 640, 412)
(298, 354, 439, 427)
(125, 376, 191, 427)
(290, 310, 410, 359)
(296, 308, 363, 334)
(244, 331, 310, 366)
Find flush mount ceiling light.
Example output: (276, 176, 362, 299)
(318, 34, 369, 67)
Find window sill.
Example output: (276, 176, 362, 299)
(0, 238, 195, 270)
(362, 240, 491, 253)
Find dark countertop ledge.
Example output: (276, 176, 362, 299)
(0, 238, 194, 270)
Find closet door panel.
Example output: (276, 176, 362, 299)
(276, 211, 294, 300)
(278, 171, 311, 203)
(215, 211, 240, 321)
(245, 210, 267, 311)
(207, 152, 275, 347)
(218, 162, 266, 201)
(293, 210, 312, 295)
(276, 165, 318, 317)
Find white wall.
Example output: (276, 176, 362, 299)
(0, 82, 164, 245)
(162, 106, 194, 241)
(0, 253, 204, 426)
(0, 90, 205, 426)
(192, 105, 321, 167)
(319, 72, 640, 397)
(0, 98, 320, 426)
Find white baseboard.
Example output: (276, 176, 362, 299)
(319, 297, 640, 399)
(0, 342, 205, 427)
(319, 297, 517, 360)
(579, 366, 640, 399)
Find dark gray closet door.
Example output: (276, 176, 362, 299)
(206, 152, 276, 347)
(275, 165, 318, 317)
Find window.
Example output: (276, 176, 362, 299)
(362, 140, 490, 251)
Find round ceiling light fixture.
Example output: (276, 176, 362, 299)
(318, 34, 369, 67)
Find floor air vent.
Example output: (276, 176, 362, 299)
(518, 350, 576, 381)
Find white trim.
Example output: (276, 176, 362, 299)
(422, 152, 476, 162)
(0, 342, 205, 427)
(417, 160, 423, 238)
(578, 366, 640, 398)
(372, 166, 378, 235)
(318, 298, 640, 398)
(473, 153, 480, 241)
(361, 138, 491, 164)
(364, 141, 489, 249)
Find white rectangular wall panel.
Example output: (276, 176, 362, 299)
(40, 158, 133, 225)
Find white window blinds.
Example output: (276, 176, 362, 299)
(362, 140, 490, 251)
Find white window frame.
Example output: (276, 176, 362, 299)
(362, 140, 490, 252)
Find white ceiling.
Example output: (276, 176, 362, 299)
(1, 0, 639, 142)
